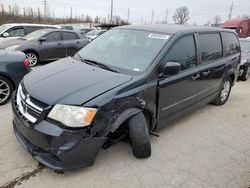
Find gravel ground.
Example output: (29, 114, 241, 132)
(0, 78, 250, 188)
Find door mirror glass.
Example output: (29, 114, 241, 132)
(39, 37, 47, 42)
(3, 32, 9, 38)
(161, 62, 181, 77)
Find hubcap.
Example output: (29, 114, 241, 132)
(0, 80, 10, 104)
(26, 53, 37, 66)
(220, 81, 230, 102)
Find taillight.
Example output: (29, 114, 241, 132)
(23, 58, 30, 69)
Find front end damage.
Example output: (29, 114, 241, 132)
(12, 92, 106, 171)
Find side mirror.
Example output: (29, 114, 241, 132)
(160, 62, 181, 77)
(39, 37, 46, 42)
(3, 32, 9, 38)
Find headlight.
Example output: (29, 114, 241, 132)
(5, 45, 20, 50)
(48, 104, 97, 128)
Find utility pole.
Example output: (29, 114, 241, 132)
(151, 9, 154, 24)
(110, 0, 113, 24)
(70, 7, 73, 22)
(165, 9, 168, 24)
(228, 1, 234, 20)
(127, 8, 130, 23)
(43, 0, 47, 23)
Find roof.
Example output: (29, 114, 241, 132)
(117, 24, 227, 34)
(3, 23, 58, 28)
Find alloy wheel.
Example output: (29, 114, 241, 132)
(0, 79, 10, 104)
(26, 53, 38, 67)
(220, 81, 230, 102)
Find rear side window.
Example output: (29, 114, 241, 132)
(198, 33, 222, 63)
(62, 32, 79, 40)
(45, 32, 61, 42)
(165, 36, 197, 71)
(222, 32, 240, 56)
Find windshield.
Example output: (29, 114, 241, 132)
(22, 30, 48, 41)
(240, 40, 250, 51)
(0, 24, 11, 34)
(77, 29, 170, 74)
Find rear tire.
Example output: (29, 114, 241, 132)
(239, 66, 250, 81)
(211, 77, 232, 106)
(25, 51, 39, 67)
(0, 76, 13, 105)
(128, 112, 151, 158)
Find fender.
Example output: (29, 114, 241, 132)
(100, 108, 143, 137)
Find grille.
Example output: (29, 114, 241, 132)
(16, 84, 48, 123)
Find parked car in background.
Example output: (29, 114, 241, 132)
(0, 23, 58, 42)
(238, 38, 250, 81)
(79, 28, 93, 36)
(223, 18, 250, 38)
(85, 29, 106, 41)
(12, 25, 240, 171)
(0, 29, 89, 66)
(0, 50, 30, 105)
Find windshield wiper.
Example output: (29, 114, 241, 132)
(83, 58, 119, 73)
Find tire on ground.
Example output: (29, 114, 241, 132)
(0, 76, 13, 105)
(239, 66, 250, 81)
(211, 76, 232, 106)
(128, 112, 151, 158)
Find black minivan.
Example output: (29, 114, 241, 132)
(12, 25, 240, 171)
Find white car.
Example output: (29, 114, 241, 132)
(0, 23, 58, 42)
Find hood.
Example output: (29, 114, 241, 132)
(0, 38, 29, 49)
(23, 57, 132, 105)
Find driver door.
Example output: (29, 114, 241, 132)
(157, 35, 200, 129)
(39, 31, 66, 61)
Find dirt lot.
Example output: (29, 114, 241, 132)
(0, 76, 250, 188)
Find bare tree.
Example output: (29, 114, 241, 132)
(213, 15, 222, 24)
(173, 6, 190, 24)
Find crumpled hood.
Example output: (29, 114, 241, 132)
(23, 57, 132, 105)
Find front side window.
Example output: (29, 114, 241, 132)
(222, 32, 240, 56)
(165, 36, 197, 71)
(198, 33, 222, 63)
(45, 32, 61, 42)
(8, 28, 25, 37)
(77, 29, 170, 74)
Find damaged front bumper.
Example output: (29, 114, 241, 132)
(12, 95, 106, 171)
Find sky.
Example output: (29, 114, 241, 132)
(0, 0, 249, 25)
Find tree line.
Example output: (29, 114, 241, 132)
(0, 4, 128, 25)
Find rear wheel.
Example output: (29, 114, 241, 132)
(211, 77, 232, 106)
(239, 66, 250, 81)
(26, 51, 39, 67)
(128, 112, 151, 158)
(0, 76, 13, 105)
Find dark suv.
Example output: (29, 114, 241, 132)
(12, 25, 240, 171)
